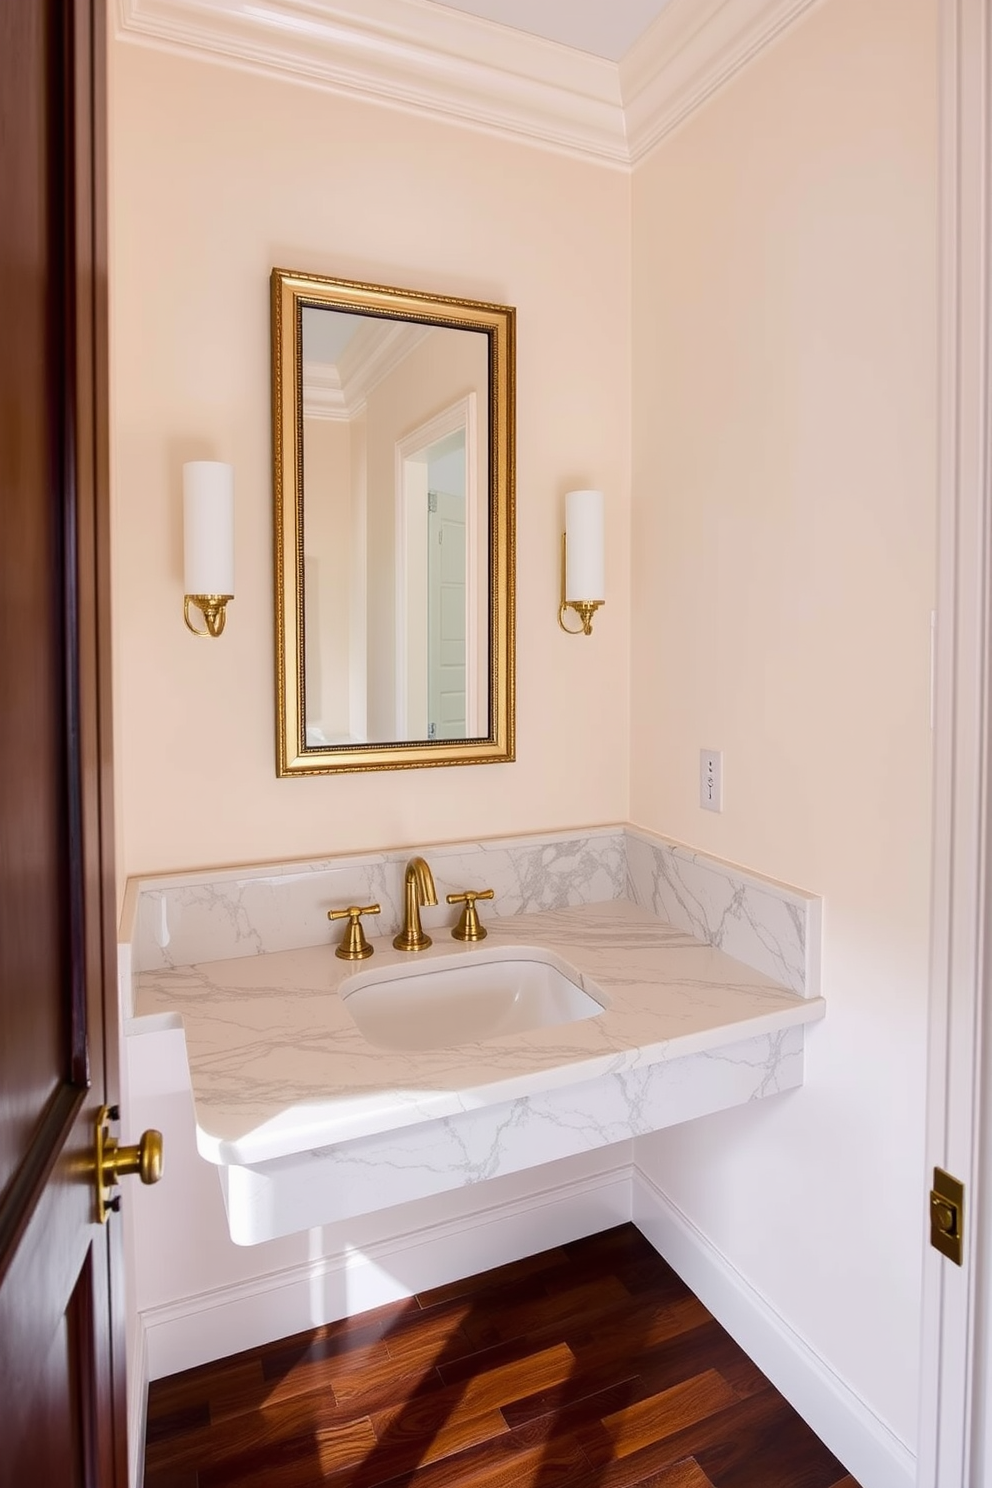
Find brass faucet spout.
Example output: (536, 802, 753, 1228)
(393, 856, 437, 951)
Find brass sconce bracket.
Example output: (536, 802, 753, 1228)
(184, 594, 233, 638)
(558, 597, 604, 635)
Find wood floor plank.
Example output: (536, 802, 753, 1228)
(597, 1369, 741, 1458)
(631, 1319, 768, 1403)
(313, 1417, 379, 1474)
(455, 1341, 577, 1415)
(286, 1405, 505, 1488)
(144, 1399, 210, 1446)
(260, 1314, 401, 1381)
(196, 1437, 336, 1488)
(397, 1432, 589, 1488)
(321, 1344, 446, 1411)
(699, 1399, 849, 1488)
(432, 1284, 703, 1394)
(368, 1406, 591, 1488)
(147, 1359, 267, 1427)
(144, 1387, 350, 1477)
(415, 1247, 572, 1309)
(499, 1321, 760, 1435)
(193, 1416, 381, 1488)
(644, 1462, 719, 1488)
(415, 1408, 509, 1464)
(566, 1390, 772, 1487)
(458, 1272, 631, 1350)
(380, 1298, 477, 1365)
(143, 1471, 200, 1488)
(564, 1293, 716, 1382)
(498, 1366, 642, 1431)
(559, 1227, 689, 1299)
(366, 1365, 544, 1458)
(262, 1340, 394, 1412)
(145, 1224, 862, 1488)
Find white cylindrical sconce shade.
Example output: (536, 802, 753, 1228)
(183, 461, 234, 596)
(564, 489, 605, 602)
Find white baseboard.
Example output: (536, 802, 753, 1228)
(142, 1160, 633, 1379)
(631, 1167, 916, 1488)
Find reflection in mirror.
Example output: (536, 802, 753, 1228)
(301, 311, 487, 746)
(272, 270, 515, 776)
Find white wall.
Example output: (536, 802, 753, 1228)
(629, 0, 936, 1451)
(110, 41, 631, 879)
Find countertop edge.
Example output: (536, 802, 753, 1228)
(191, 996, 826, 1167)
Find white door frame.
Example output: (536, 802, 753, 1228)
(919, 0, 992, 1480)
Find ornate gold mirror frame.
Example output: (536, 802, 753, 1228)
(272, 268, 515, 776)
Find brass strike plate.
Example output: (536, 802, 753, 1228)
(930, 1167, 964, 1266)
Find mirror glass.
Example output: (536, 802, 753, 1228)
(272, 270, 515, 775)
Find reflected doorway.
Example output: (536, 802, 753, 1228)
(395, 394, 483, 740)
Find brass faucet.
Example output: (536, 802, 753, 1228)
(393, 856, 438, 951)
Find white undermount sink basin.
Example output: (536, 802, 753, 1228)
(340, 949, 606, 1051)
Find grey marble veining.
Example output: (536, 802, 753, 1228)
(124, 824, 818, 1005)
(134, 900, 822, 1166)
(625, 828, 818, 997)
(217, 1025, 805, 1240)
(129, 828, 628, 975)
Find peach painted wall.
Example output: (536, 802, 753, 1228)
(109, 42, 630, 878)
(630, 0, 936, 1449)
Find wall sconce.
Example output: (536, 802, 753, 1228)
(558, 489, 605, 636)
(183, 461, 234, 638)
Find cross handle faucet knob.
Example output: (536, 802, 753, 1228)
(447, 888, 495, 942)
(328, 903, 381, 960)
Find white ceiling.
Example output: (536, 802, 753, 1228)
(425, 0, 677, 63)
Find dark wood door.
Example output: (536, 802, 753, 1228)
(0, 1, 124, 1485)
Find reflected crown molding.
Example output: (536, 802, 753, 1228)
(118, 0, 822, 166)
(301, 362, 349, 421)
(303, 319, 431, 420)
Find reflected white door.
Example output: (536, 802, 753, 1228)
(427, 490, 467, 738)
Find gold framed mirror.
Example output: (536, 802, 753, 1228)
(272, 269, 515, 776)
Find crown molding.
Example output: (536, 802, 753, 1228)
(621, 0, 825, 162)
(117, 0, 627, 165)
(117, 0, 823, 168)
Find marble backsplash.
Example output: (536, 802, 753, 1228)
(624, 829, 818, 998)
(120, 824, 819, 1010)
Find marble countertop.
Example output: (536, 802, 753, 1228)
(133, 899, 825, 1166)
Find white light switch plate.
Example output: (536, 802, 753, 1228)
(700, 749, 723, 812)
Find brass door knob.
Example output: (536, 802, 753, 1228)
(94, 1105, 164, 1223)
(104, 1130, 164, 1187)
(447, 888, 495, 941)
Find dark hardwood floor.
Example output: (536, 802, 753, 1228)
(144, 1224, 861, 1488)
